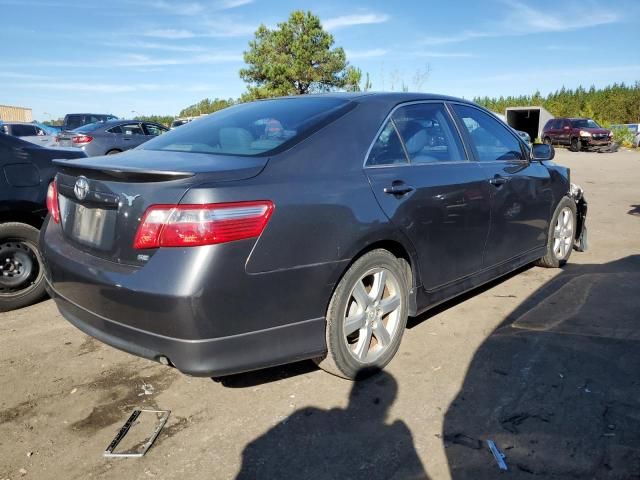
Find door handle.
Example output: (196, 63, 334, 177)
(383, 183, 415, 196)
(489, 176, 508, 186)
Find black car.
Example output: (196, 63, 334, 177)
(41, 93, 587, 379)
(0, 133, 87, 311)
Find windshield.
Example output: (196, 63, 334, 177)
(142, 97, 351, 156)
(572, 119, 601, 129)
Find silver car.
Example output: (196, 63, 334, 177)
(57, 120, 168, 156)
(0, 122, 57, 147)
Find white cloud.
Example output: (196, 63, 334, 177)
(412, 51, 475, 58)
(2, 82, 222, 94)
(0, 71, 48, 79)
(148, 0, 204, 15)
(344, 49, 389, 59)
(199, 17, 257, 37)
(218, 0, 253, 8)
(102, 41, 207, 53)
(145, 0, 252, 15)
(10, 52, 242, 69)
(475, 64, 640, 83)
(423, 0, 621, 45)
(324, 13, 389, 30)
(144, 20, 256, 39)
(143, 28, 196, 39)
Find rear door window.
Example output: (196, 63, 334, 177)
(392, 103, 466, 163)
(366, 120, 408, 166)
(141, 97, 352, 156)
(11, 124, 37, 136)
(143, 123, 168, 136)
(452, 104, 525, 162)
(120, 123, 145, 136)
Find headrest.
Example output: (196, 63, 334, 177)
(219, 127, 253, 151)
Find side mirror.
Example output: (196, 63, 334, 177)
(531, 143, 555, 161)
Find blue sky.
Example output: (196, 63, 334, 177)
(1, 0, 639, 120)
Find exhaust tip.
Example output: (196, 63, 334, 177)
(157, 355, 170, 366)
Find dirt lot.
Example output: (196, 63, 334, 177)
(1, 148, 639, 480)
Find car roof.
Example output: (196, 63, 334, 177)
(257, 92, 472, 107)
(65, 113, 115, 116)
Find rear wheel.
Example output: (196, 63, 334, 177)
(543, 136, 552, 145)
(535, 197, 577, 268)
(315, 249, 408, 380)
(570, 137, 581, 152)
(0, 223, 46, 312)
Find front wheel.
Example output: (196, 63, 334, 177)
(570, 137, 581, 152)
(0, 222, 47, 312)
(315, 249, 409, 380)
(535, 197, 577, 268)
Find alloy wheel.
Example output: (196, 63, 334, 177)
(553, 207, 574, 260)
(342, 267, 402, 363)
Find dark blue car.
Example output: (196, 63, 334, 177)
(41, 93, 587, 379)
(0, 133, 86, 311)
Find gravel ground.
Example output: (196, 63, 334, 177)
(1, 148, 639, 480)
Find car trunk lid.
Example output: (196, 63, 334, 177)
(52, 149, 268, 265)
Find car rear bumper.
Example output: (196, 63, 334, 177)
(41, 219, 339, 377)
(46, 280, 326, 377)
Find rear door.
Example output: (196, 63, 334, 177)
(118, 122, 147, 150)
(450, 103, 553, 267)
(365, 102, 491, 290)
(560, 119, 572, 145)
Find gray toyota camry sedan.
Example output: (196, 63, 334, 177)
(41, 93, 587, 380)
(56, 119, 168, 157)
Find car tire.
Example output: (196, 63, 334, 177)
(0, 222, 47, 312)
(570, 137, 581, 152)
(106, 149, 122, 155)
(315, 249, 409, 380)
(535, 197, 577, 268)
(543, 137, 552, 145)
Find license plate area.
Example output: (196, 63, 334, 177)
(59, 195, 117, 250)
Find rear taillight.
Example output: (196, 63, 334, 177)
(133, 201, 274, 249)
(72, 135, 93, 145)
(46, 180, 60, 224)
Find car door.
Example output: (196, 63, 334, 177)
(365, 102, 491, 291)
(559, 119, 573, 145)
(118, 122, 147, 150)
(450, 103, 553, 268)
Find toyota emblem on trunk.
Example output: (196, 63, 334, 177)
(74, 176, 89, 201)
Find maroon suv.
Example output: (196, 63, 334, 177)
(542, 117, 612, 151)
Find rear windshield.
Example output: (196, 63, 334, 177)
(141, 97, 352, 156)
(74, 122, 103, 133)
(571, 119, 600, 129)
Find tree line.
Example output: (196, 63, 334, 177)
(474, 82, 640, 125)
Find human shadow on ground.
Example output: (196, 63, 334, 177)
(236, 370, 429, 480)
(443, 255, 640, 479)
(627, 204, 640, 216)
